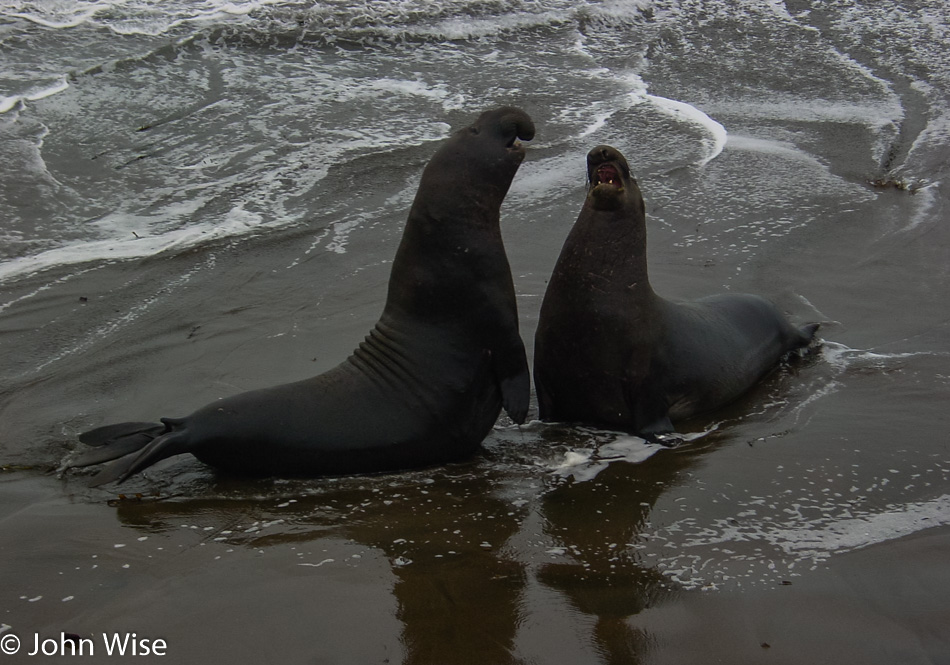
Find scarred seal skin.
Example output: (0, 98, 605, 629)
(534, 145, 818, 439)
(71, 107, 535, 485)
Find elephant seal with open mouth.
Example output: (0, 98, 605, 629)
(534, 144, 818, 439)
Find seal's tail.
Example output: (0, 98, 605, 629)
(798, 322, 821, 345)
(788, 322, 821, 357)
(70, 418, 191, 486)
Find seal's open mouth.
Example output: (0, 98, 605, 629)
(499, 110, 534, 153)
(593, 164, 621, 187)
(505, 128, 532, 152)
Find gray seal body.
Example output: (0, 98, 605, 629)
(73, 107, 534, 485)
(534, 145, 818, 438)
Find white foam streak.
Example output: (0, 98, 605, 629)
(412, 10, 570, 41)
(776, 495, 950, 555)
(0, 77, 70, 115)
(26, 260, 210, 376)
(901, 111, 950, 196)
(901, 182, 940, 233)
(585, 0, 656, 20)
(645, 94, 727, 166)
(553, 433, 664, 482)
(102, 1, 285, 37)
(552, 70, 648, 142)
(552, 429, 710, 482)
(725, 135, 823, 165)
(507, 153, 584, 203)
(706, 98, 901, 129)
(324, 215, 368, 255)
(6, 4, 110, 29)
(0, 264, 104, 315)
(820, 341, 950, 371)
(683, 495, 950, 559)
(578, 111, 613, 139)
(0, 204, 274, 283)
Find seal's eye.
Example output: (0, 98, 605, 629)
(469, 126, 480, 135)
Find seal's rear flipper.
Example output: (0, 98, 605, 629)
(71, 419, 192, 486)
(792, 322, 822, 357)
(70, 436, 157, 468)
(85, 455, 142, 487)
(79, 421, 165, 446)
(70, 421, 166, 468)
(84, 429, 192, 487)
(799, 322, 820, 345)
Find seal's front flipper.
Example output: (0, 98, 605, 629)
(639, 415, 676, 443)
(499, 370, 530, 424)
(632, 392, 675, 441)
(491, 337, 530, 424)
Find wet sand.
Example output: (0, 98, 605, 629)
(638, 527, 950, 664)
(3, 85, 950, 665)
(2, 169, 950, 662)
(3, 429, 950, 664)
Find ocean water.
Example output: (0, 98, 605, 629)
(2, 1, 949, 663)
(4, 0, 944, 281)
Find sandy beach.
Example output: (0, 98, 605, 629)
(3, 1, 950, 663)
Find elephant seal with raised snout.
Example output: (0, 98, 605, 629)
(534, 144, 818, 439)
(72, 107, 535, 485)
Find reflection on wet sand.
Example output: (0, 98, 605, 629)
(110, 469, 524, 663)
(103, 425, 719, 664)
(537, 443, 708, 663)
